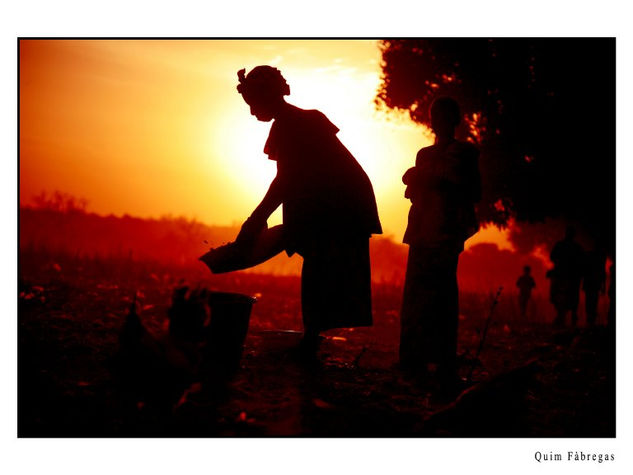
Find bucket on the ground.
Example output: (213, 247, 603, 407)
(202, 291, 257, 380)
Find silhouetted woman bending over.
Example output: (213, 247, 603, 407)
(234, 66, 382, 357)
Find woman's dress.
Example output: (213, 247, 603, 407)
(264, 105, 382, 331)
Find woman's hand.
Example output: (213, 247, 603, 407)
(236, 214, 267, 244)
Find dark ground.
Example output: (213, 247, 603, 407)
(18, 253, 615, 437)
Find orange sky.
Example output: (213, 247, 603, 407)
(19, 39, 511, 249)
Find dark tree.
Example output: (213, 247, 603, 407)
(376, 39, 615, 255)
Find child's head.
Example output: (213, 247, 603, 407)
(430, 96, 461, 139)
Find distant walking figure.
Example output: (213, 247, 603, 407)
(547, 226, 584, 327)
(516, 265, 536, 319)
(207, 66, 382, 357)
(399, 97, 481, 392)
(583, 245, 606, 327)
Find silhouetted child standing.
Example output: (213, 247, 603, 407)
(399, 97, 481, 394)
(516, 265, 536, 319)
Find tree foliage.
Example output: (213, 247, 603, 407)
(376, 39, 615, 253)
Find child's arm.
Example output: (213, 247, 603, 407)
(403, 167, 419, 200)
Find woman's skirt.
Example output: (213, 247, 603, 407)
(299, 234, 373, 332)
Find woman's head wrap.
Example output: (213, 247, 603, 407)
(236, 66, 290, 99)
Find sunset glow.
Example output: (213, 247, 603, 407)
(19, 39, 515, 248)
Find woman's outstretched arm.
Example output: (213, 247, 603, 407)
(251, 175, 283, 221)
(236, 175, 284, 242)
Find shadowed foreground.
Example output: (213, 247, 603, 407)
(18, 260, 614, 437)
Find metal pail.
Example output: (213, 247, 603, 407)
(202, 292, 257, 379)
